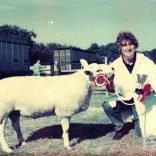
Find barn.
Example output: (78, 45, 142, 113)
(51, 47, 96, 75)
(0, 34, 29, 78)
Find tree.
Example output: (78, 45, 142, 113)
(87, 43, 99, 51)
(105, 43, 120, 63)
(0, 24, 36, 38)
(96, 43, 120, 64)
(148, 49, 156, 63)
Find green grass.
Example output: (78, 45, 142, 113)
(1, 92, 156, 155)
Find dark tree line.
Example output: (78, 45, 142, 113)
(0, 24, 156, 65)
(144, 49, 156, 63)
(87, 43, 156, 64)
(87, 43, 120, 64)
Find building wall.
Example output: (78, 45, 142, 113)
(0, 35, 29, 76)
(53, 48, 96, 74)
(53, 49, 71, 71)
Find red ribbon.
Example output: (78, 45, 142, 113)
(140, 83, 152, 102)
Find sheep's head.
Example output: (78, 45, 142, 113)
(80, 59, 114, 87)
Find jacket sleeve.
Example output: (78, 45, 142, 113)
(141, 56, 156, 91)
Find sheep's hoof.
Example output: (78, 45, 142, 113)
(15, 141, 27, 149)
(65, 145, 75, 150)
(21, 141, 27, 146)
(4, 147, 13, 153)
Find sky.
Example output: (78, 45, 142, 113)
(1, 0, 156, 51)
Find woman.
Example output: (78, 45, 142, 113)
(102, 31, 156, 140)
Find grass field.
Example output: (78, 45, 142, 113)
(1, 92, 156, 155)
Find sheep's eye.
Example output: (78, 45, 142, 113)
(96, 69, 102, 72)
(84, 71, 91, 75)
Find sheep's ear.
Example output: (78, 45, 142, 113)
(80, 59, 88, 69)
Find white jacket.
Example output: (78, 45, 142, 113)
(110, 53, 156, 135)
(111, 53, 156, 101)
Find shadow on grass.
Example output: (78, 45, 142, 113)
(26, 122, 134, 146)
(26, 123, 115, 143)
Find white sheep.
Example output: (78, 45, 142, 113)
(0, 59, 114, 153)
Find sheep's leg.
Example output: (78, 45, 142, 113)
(9, 111, 26, 147)
(61, 117, 73, 150)
(0, 115, 13, 153)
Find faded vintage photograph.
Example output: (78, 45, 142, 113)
(0, 0, 156, 155)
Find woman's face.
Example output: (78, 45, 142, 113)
(120, 40, 136, 59)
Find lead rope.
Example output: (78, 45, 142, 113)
(94, 74, 141, 105)
(114, 85, 142, 105)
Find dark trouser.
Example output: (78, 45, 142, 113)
(102, 101, 142, 137)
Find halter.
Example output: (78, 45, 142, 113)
(93, 73, 110, 87)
